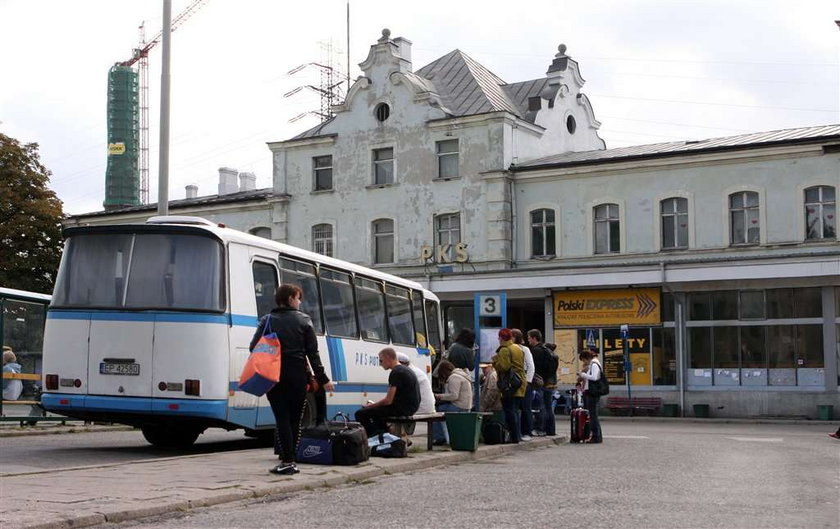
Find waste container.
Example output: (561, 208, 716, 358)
(817, 405, 834, 421)
(662, 404, 679, 417)
(445, 412, 483, 451)
(693, 404, 710, 418)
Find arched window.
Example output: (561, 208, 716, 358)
(312, 224, 334, 257)
(248, 227, 271, 240)
(660, 197, 688, 250)
(372, 219, 394, 264)
(804, 186, 836, 240)
(530, 208, 556, 258)
(729, 191, 760, 245)
(593, 203, 620, 254)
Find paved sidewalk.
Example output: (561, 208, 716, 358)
(0, 432, 567, 529)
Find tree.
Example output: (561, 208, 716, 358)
(0, 133, 64, 294)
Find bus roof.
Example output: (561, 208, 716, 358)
(0, 287, 52, 302)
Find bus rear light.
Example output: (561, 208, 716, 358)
(74, 379, 82, 388)
(184, 379, 200, 396)
(168, 403, 179, 410)
(59, 399, 69, 405)
(46, 374, 59, 390)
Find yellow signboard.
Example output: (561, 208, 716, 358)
(108, 142, 126, 155)
(553, 288, 661, 327)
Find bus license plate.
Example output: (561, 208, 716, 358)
(100, 362, 140, 376)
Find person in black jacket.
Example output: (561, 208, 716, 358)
(250, 284, 334, 475)
(528, 329, 559, 436)
(446, 328, 476, 371)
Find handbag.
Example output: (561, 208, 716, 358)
(296, 413, 370, 465)
(497, 369, 522, 396)
(586, 363, 610, 397)
(238, 318, 282, 396)
(368, 432, 408, 458)
(481, 419, 511, 445)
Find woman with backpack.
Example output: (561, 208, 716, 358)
(577, 348, 604, 443)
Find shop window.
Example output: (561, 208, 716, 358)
(767, 289, 795, 319)
(688, 293, 711, 320)
(796, 324, 823, 368)
(373, 147, 394, 185)
(739, 291, 765, 320)
(661, 292, 675, 322)
(660, 197, 688, 250)
(711, 291, 738, 320)
(768, 326, 796, 369)
(689, 327, 712, 368)
(729, 191, 760, 245)
(740, 326, 766, 368)
(312, 223, 334, 257)
(593, 203, 620, 254)
(313, 155, 333, 191)
(652, 327, 677, 385)
(804, 185, 835, 240)
(793, 287, 822, 318)
(372, 218, 394, 264)
(712, 327, 739, 369)
(530, 208, 556, 258)
(436, 139, 459, 179)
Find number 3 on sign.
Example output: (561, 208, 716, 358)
(479, 295, 502, 316)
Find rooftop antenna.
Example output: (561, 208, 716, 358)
(285, 40, 346, 123)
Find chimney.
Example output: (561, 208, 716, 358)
(393, 36, 412, 65)
(239, 172, 256, 192)
(218, 167, 239, 195)
(185, 184, 198, 199)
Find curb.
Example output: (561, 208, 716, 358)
(19, 435, 567, 529)
(600, 416, 840, 426)
(0, 424, 134, 438)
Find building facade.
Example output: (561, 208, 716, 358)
(70, 31, 840, 417)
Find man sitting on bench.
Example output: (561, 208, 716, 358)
(354, 347, 420, 437)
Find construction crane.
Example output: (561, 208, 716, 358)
(105, 0, 207, 208)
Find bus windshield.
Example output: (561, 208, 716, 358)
(53, 233, 224, 311)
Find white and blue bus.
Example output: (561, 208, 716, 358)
(41, 216, 442, 447)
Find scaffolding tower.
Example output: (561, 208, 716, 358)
(104, 65, 140, 209)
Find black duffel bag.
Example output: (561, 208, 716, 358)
(296, 413, 370, 465)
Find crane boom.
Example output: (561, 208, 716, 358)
(119, 0, 208, 67)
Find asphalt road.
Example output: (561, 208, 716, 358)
(0, 428, 265, 474)
(90, 420, 839, 529)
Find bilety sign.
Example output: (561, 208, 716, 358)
(553, 288, 661, 326)
(108, 142, 126, 155)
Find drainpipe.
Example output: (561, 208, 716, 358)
(509, 175, 517, 268)
(661, 261, 686, 417)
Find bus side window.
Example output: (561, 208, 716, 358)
(424, 300, 442, 352)
(252, 261, 278, 318)
(319, 269, 358, 338)
(280, 258, 323, 334)
(355, 278, 388, 343)
(411, 290, 427, 347)
(385, 285, 414, 346)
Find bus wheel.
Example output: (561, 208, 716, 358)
(141, 425, 202, 448)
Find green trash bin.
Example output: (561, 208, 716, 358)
(693, 404, 710, 418)
(817, 405, 834, 421)
(662, 404, 679, 417)
(445, 412, 483, 451)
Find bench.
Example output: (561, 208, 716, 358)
(385, 412, 446, 450)
(605, 397, 663, 416)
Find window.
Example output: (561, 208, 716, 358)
(530, 208, 556, 258)
(412, 290, 427, 346)
(373, 147, 394, 185)
(739, 291, 765, 320)
(740, 326, 766, 369)
(660, 197, 688, 249)
(805, 186, 835, 240)
(652, 327, 677, 385)
(689, 327, 712, 368)
(425, 299, 442, 351)
(729, 191, 760, 245)
(313, 155, 333, 191)
(374, 103, 390, 122)
(372, 219, 394, 264)
(319, 269, 357, 338)
(385, 285, 414, 346)
(593, 203, 620, 254)
(436, 139, 459, 179)
(312, 224, 333, 257)
(435, 213, 461, 261)
(566, 115, 576, 134)
(280, 258, 322, 334)
(252, 262, 278, 318)
(355, 277, 388, 342)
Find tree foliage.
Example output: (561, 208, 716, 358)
(0, 133, 64, 294)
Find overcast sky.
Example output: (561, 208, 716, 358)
(1, 0, 838, 215)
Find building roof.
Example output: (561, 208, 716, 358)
(72, 188, 283, 219)
(514, 124, 840, 170)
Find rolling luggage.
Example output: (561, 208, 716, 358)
(570, 389, 591, 443)
(296, 413, 370, 465)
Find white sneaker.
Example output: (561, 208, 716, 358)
(520, 435, 532, 441)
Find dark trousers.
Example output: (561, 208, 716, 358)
(583, 392, 602, 442)
(519, 383, 535, 436)
(541, 387, 556, 435)
(502, 395, 522, 443)
(267, 372, 307, 463)
(355, 404, 402, 437)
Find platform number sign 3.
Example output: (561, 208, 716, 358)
(479, 295, 502, 317)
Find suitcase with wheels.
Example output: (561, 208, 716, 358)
(570, 389, 591, 443)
